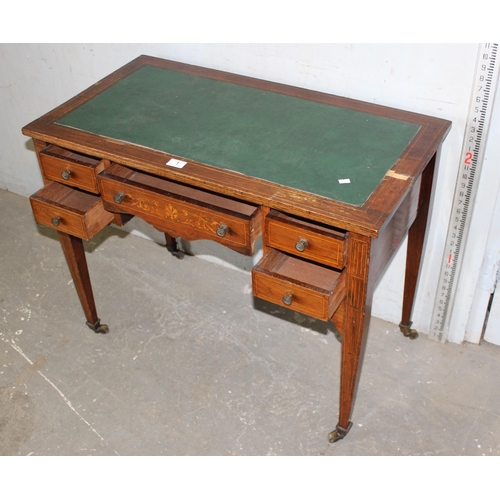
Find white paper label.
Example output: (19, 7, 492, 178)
(338, 178, 351, 184)
(166, 158, 187, 169)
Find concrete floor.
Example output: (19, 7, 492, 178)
(1, 188, 500, 456)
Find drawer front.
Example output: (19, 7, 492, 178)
(98, 167, 260, 255)
(39, 145, 105, 194)
(252, 249, 346, 321)
(30, 182, 114, 240)
(265, 210, 347, 269)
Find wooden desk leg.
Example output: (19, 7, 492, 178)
(400, 153, 437, 339)
(57, 231, 109, 334)
(164, 233, 185, 259)
(329, 233, 373, 443)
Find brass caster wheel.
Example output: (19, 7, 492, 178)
(86, 319, 109, 334)
(165, 237, 186, 259)
(399, 321, 418, 339)
(328, 422, 353, 443)
(328, 430, 341, 443)
(169, 249, 185, 259)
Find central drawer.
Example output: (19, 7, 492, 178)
(98, 163, 261, 255)
(252, 249, 346, 321)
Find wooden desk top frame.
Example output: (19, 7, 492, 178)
(23, 55, 450, 237)
(23, 55, 451, 443)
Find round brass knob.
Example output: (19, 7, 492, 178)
(113, 192, 126, 204)
(216, 224, 229, 237)
(282, 294, 293, 306)
(295, 238, 308, 252)
(51, 216, 61, 226)
(61, 170, 72, 180)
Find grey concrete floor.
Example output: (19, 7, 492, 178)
(1, 188, 500, 456)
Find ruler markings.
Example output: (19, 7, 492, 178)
(430, 43, 499, 342)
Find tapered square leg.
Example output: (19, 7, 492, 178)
(400, 152, 438, 339)
(57, 231, 108, 334)
(330, 233, 373, 442)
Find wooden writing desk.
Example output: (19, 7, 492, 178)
(22, 55, 451, 442)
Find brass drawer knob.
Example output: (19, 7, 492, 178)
(61, 170, 72, 180)
(282, 293, 293, 306)
(216, 224, 229, 237)
(113, 192, 126, 204)
(295, 237, 308, 252)
(51, 216, 61, 226)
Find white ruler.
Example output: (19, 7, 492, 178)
(430, 43, 499, 342)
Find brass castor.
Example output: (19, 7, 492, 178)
(86, 319, 109, 334)
(168, 248, 185, 259)
(399, 321, 418, 339)
(165, 235, 186, 259)
(328, 422, 353, 443)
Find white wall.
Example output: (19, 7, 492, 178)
(1, 43, 495, 342)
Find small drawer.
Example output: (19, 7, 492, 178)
(264, 210, 347, 269)
(252, 249, 346, 322)
(30, 182, 114, 240)
(39, 145, 105, 193)
(98, 163, 261, 256)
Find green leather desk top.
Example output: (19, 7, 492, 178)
(56, 65, 420, 206)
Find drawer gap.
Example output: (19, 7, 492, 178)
(32, 182, 98, 212)
(263, 250, 341, 292)
(41, 145, 101, 167)
(102, 163, 258, 217)
(268, 209, 346, 237)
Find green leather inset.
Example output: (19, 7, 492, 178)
(57, 65, 420, 205)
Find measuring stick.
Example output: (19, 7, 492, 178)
(430, 43, 499, 342)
